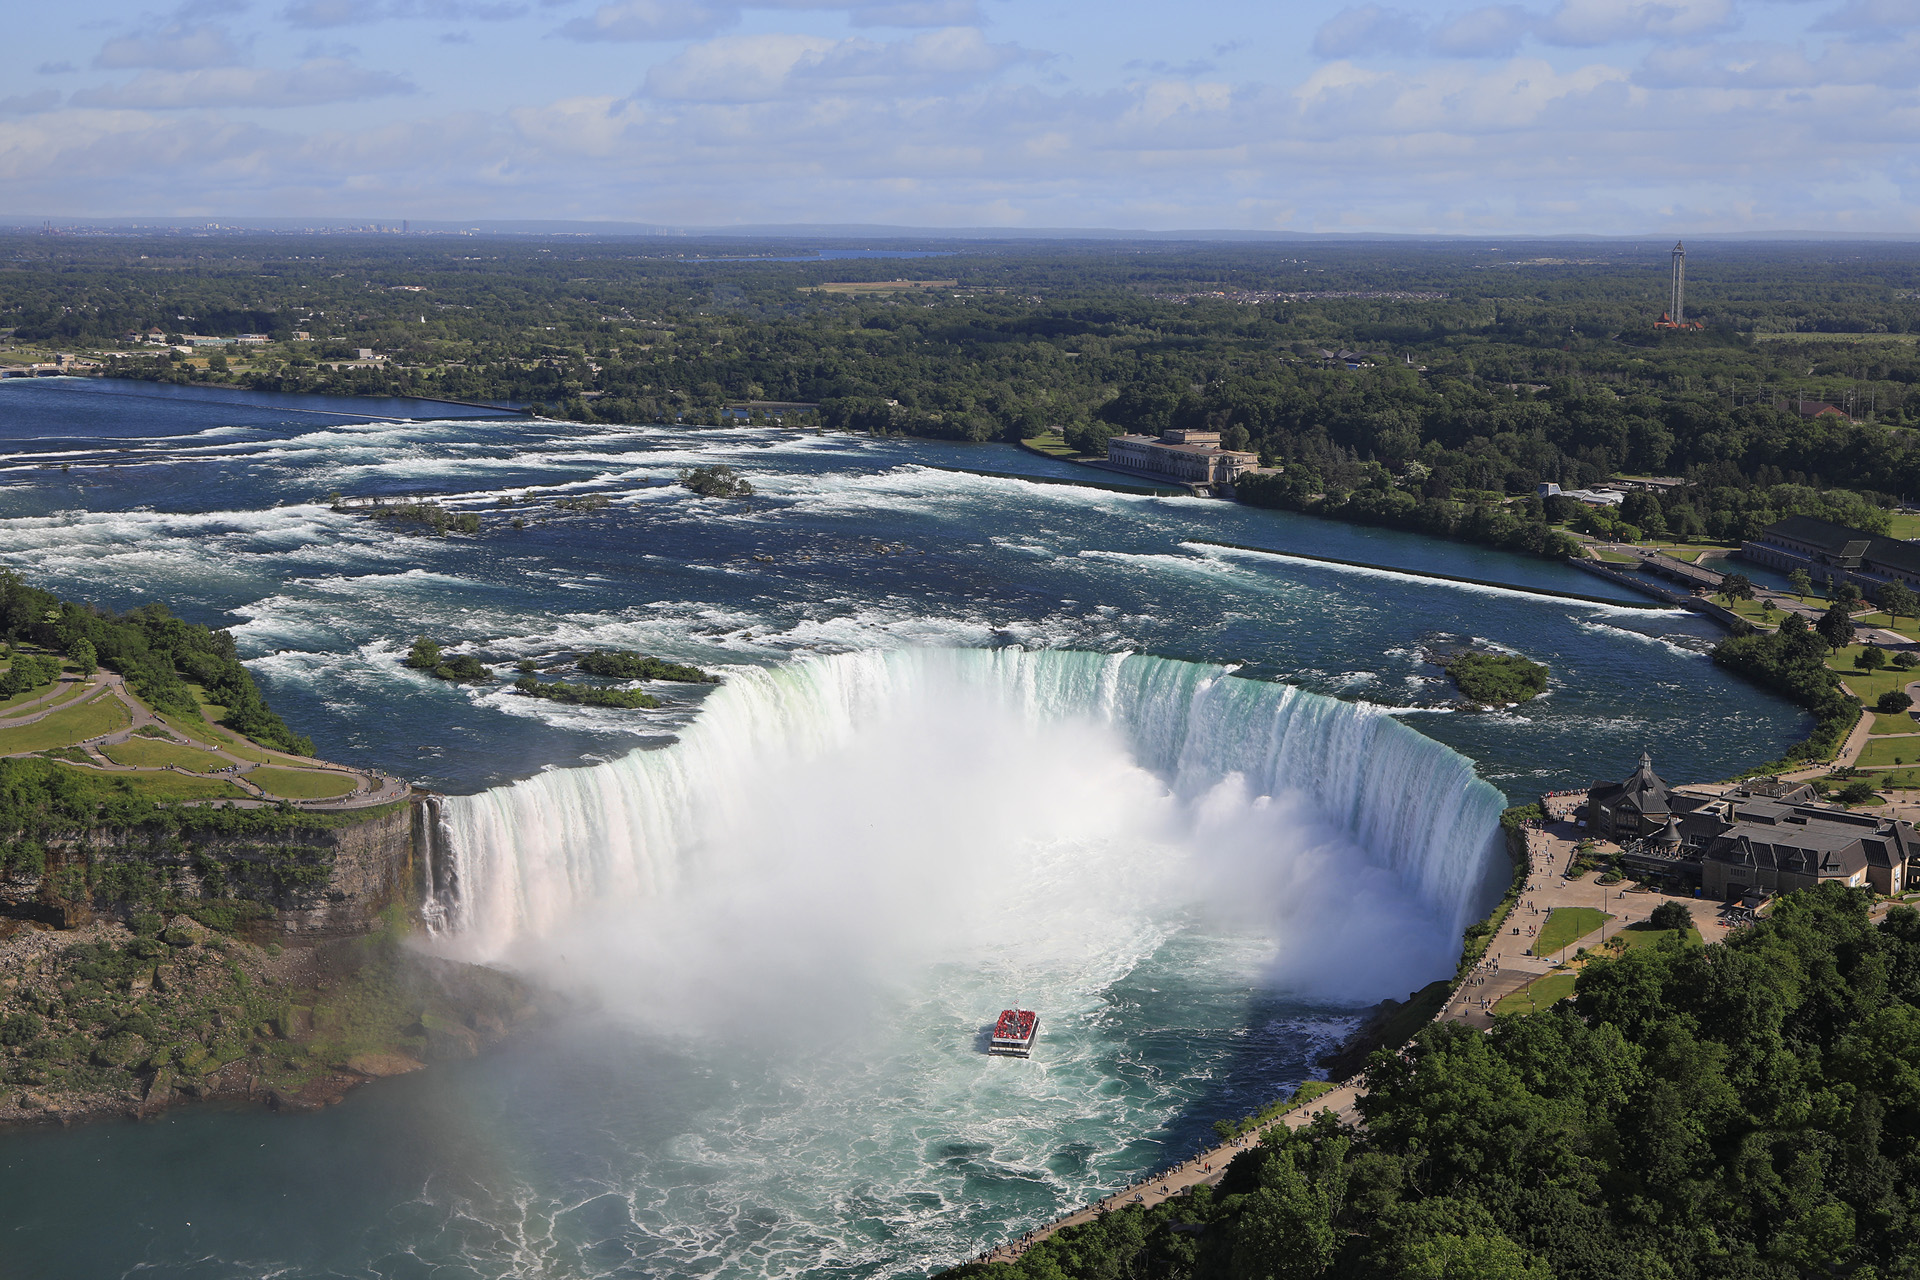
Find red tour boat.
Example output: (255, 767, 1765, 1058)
(989, 1008, 1039, 1058)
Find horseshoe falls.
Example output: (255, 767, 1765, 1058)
(0, 382, 1808, 1280)
(437, 647, 1506, 970)
(408, 647, 1506, 1276)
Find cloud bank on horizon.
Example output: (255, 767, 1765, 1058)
(2, 0, 1915, 234)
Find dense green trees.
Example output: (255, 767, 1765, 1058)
(576, 650, 718, 683)
(10, 236, 1920, 519)
(1712, 614, 1858, 769)
(946, 886, 1920, 1280)
(1443, 652, 1549, 706)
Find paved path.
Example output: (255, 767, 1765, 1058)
(0, 668, 407, 812)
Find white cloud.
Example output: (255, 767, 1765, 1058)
(0, 91, 62, 116)
(1432, 5, 1535, 56)
(94, 23, 246, 70)
(1312, 6, 1429, 57)
(281, 0, 528, 25)
(71, 58, 413, 108)
(849, 0, 983, 26)
(1636, 33, 1920, 88)
(642, 27, 1029, 101)
(557, 0, 738, 41)
(1813, 0, 1920, 31)
(1540, 0, 1736, 46)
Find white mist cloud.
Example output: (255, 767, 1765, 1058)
(641, 27, 1030, 101)
(557, 0, 739, 41)
(94, 22, 247, 70)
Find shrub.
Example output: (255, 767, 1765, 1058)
(1649, 901, 1692, 932)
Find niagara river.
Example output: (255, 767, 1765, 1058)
(0, 379, 1805, 1279)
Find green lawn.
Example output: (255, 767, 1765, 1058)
(1494, 972, 1578, 1017)
(159, 709, 271, 763)
(1019, 435, 1094, 461)
(1858, 767, 1920, 787)
(1888, 511, 1920, 541)
(1856, 737, 1920, 769)
(1533, 907, 1613, 956)
(100, 737, 229, 773)
(1871, 711, 1920, 735)
(1852, 612, 1920, 643)
(247, 767, 357, 799)
(1833, 647, 1915, 704)
(1604, 919, 1705, 952)
(0, 693, 131, 754)
(75, 768, 249, 802)
(0, 677, 90, 717)
(1720, 598, 1784, 630)
(1594, 550, 1638, 564)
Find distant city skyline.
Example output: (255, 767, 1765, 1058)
(4, 0, 1917, 235)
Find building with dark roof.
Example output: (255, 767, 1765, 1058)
(1741, 515, 1920, 593)
(1586, 752, 1674, 841)
(1584, 757, 1915, 898)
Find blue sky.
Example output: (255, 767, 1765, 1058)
(3, 0, 1917, 233)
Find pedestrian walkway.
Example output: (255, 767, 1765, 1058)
(0, 668, 406, 812)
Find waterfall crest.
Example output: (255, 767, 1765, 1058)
(435, 649, 1506, 960)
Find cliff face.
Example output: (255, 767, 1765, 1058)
(0, 800, 425, 939)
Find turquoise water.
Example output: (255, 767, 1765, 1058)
(0, 380, 1803, 1279)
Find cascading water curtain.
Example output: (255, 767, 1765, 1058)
(437, 648, 1508, 958)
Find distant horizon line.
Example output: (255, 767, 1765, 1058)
(5, 216, 1920, 244)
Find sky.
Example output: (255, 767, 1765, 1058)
(2, 0, 1918, 234)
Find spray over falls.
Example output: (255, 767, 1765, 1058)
(432, 648, 1507, 992)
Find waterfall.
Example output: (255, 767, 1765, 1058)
(436, 649, 1507, 965)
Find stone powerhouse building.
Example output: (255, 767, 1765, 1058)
(1105, 428, 1258, 488)
(1742, 514, 1920, 593)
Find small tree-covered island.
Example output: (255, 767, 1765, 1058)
(404, 639, 718, 709)
(1442, 651, 1549, 708)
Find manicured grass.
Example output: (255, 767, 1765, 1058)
(68, 767, 250, 802)
(1019, 435, 1094, 461)
(1604, 919, 1705, 952)
(1850, 612, 1920, 645)
(1887, 511, 1920, 541)
(1856, 737, 1920, 769)
(159, 709, 271, 763)
(1860, 768, 1920, 788)
(1594, 550, 1637, 564)
(1493, 972, 1578, 1017)
(1832, 647, 1915, 704)
(0, 677, 86, 716)
(247, 767, 357, 799)
(1720, 598, 1784, 630)
(1533, 907, 1613, 956)
(186, 682, 231, 723)
(0, 693, 131, 754)
(100, 737, 230, 773)
(1871, 711, 1920, 735)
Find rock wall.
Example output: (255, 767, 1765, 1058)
(0, 800, 425, 940)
